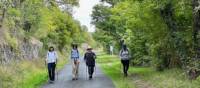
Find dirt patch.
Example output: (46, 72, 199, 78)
(131, 74, 154, 88)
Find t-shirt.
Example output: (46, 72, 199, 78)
(110, 46, 113, 51)
(46, 51, 58, 63)
(71, 49, 79, 59)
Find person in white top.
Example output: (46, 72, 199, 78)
(46, 46, 58, 83)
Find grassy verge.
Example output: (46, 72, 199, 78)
(97, 55, 136, 88)
(97, 55, 200, 88)
(136, 68, 200, 88)
(0, 52, 68, 88)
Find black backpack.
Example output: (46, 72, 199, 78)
(85, 52, 96, 66)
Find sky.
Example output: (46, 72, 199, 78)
(73, 0, 100, 32)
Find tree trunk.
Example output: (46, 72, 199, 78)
(188, 0, 200, 80)
(193, 0, 200, 58)
(159, 1, 181, 68)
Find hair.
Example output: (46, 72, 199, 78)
(49, 46, 54, 52)
(72, 44, 78, 49)
(122, 44, 128, 51)
(87, 48, 92, 51)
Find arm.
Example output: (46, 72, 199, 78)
(128, 50, 132, 59)
(77, 50, 80, 58)
(119, 50, 122, 58)
(70, 50, 72, 59)
(93, 53, 97, 59)
(55, 52, 58, 64)
(46, 52, 48, 64)
(84, 53, 87, 61)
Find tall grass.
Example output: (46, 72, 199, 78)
(136, 68, 200, 88)
(0, 52, 67, 88)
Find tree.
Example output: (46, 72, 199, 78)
(92, 0, 194, 74)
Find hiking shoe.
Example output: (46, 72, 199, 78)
(124, 73, 128, 77)
(72, 78, 76, 80)
(49, 80, 54, 84)
(89, 76, 92, 80)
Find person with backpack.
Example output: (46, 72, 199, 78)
(119, 44, 130, 77)
(46, 46, 58, 83)
(71, 44, 80, 80)
(84, 47, 96, 80)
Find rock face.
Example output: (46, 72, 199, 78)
(0, 37, 43, 64)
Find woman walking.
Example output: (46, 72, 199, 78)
(84, 47, 96, 80)
(71, 44, 80, 80)
(119, 45, 130, 77)
(46, 46, 58, 83)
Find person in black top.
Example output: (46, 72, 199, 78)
(84, 47, 96, 80)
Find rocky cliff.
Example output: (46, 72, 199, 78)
(0, 37, 43, 64)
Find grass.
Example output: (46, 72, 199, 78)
(97, 55, 136, 88)
(139, 68, 200, 88)
(97, 55, 200, 88)
(0, 52, 68, 88)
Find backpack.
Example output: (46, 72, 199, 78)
(120, 49, 129, 60)
(85, 52, 96, 66)
(71, 49, 79, 58)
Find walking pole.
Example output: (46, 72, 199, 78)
(120, 62, 122, 73)
(95, 66, 96, 77)
(56, 61, 58, 81)
(56, 67, 58, 80)
(86, 64, 88, 79)
(45, 60, 49, 81)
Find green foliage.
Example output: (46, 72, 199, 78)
(4, 32, 18, 49)
(1, 0, 95, 51)
(92, 0, 193, 71)
(0, 0, 96, 87)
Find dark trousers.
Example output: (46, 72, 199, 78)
(48, 62, 56, 81)
(121, 60, 129, 75)
(88, 66, 94, 76)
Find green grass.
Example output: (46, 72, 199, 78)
(97, 55, 136, 88)
(0, 52, 68, 88)
(97, 55, 200, 88)
(139, 68, 200, 88)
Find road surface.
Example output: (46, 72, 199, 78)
(42, 59, 115, 88)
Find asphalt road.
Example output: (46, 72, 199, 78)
(42, 60, 115, 88)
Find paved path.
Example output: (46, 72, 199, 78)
(42, 60, 115, 88)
